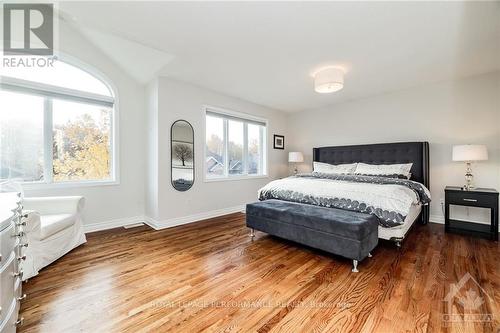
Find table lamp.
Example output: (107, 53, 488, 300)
(288, 152, 304, 175)
(452, 145, 488, 191)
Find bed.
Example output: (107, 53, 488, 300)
(257, 142, 430, 246)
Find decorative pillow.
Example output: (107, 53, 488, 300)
(313, 162, 357, 174)
(354, 163, 413, 179)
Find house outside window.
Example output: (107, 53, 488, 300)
(205, 107, 267, 181)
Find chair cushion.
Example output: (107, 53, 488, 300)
(40, 214, 76, 240)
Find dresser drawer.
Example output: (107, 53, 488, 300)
(0, 253, 16, 325)
(0, 223, 16, 266)
(0, 298, 20, 333)
(14, 276, 22, 300)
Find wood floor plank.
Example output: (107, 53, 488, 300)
(18, 213, 499, 333)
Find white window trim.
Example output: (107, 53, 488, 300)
(203, 105, 269, 183)
(0, 76, 114, 107)
(0, 57, 119, 188)
(21, 179, 120, 190)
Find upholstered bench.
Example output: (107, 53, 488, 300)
(246, 199, 378, 272)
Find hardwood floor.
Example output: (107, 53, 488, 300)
(19, 213, 499, 333)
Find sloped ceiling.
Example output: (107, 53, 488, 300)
(76, 25, 174, 84)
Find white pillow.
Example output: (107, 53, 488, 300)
(355, 162, 413, 178)
(313, 162, 357, 174)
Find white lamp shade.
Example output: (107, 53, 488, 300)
(452, 145, 488, 161)
(314, 67, 344, 93)
(288, 152, 304, 163)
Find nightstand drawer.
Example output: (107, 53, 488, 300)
(445, 191, 498, 208)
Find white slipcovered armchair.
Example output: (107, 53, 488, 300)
(21, 196, 87, 280)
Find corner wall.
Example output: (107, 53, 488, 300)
(146, 78, 289, 226)
(145, 79, 159, 220)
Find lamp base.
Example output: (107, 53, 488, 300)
(463, 162, 474, 191)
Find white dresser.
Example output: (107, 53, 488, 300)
(0, 193, 26, 333)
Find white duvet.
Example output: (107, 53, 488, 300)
(258, 174, 431, 227)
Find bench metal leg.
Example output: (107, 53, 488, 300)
(352, 260, 359, 273)
(249, 228, 255, 239)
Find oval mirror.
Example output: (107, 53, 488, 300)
(171, 120, 194, 191)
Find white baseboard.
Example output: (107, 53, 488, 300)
(83, 206, 246, 233)
(429, 214, 445, 224)
(84, 215, 146, 233)
(145, 205, 246, 230)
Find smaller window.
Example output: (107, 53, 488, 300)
(205, 108, 267, 180)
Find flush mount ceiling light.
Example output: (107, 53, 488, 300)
(314, 67, 344, 93)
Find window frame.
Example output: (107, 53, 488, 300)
(203, 105, 268, 182)
(0, 57, 119, 189)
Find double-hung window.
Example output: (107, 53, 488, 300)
(205, 107, 267, 180)
(0, 58, 116, 186)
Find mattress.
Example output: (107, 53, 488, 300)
(378, 204, 422, 240)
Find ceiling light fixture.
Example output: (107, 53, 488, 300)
(314, 67, 344, 93)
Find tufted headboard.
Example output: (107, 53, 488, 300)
(313, 142, 430, 224)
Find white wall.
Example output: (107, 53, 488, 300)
(287, 72, 500, 223)
(147, 78, 288, 224)
(24, 22, 147, 230)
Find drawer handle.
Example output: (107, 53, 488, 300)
(13, 231, 25, 238)
(17, 255, 27, 262)
(15, 317, 24, 326)
(17, 221, 27, 226)
(463, 198, 478, 202)
(17, 294, 27, 302)
(13, 270, 23, 278)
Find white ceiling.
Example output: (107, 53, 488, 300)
(59, 1, 500, 112)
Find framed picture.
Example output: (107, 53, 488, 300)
(273, 135, 285, 150)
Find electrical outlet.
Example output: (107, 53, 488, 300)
(440, 198, 445, 216)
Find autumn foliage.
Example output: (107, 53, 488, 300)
(52, 112, 110, 181)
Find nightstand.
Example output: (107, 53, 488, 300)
(445, 186, 498, 241)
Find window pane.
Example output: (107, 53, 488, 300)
(52, 99, 112, 182)
(248, 124, 261, 175)
(228, 120, 244, 175)
(1, 58, 112, 97)
(0, 91, 44, 181)
(205, 115, 224, 177)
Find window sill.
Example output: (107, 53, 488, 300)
(21, 179, 120, 190)
(204, 175, 269, 183)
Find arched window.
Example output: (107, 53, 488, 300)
(0, 58, 116, 185)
